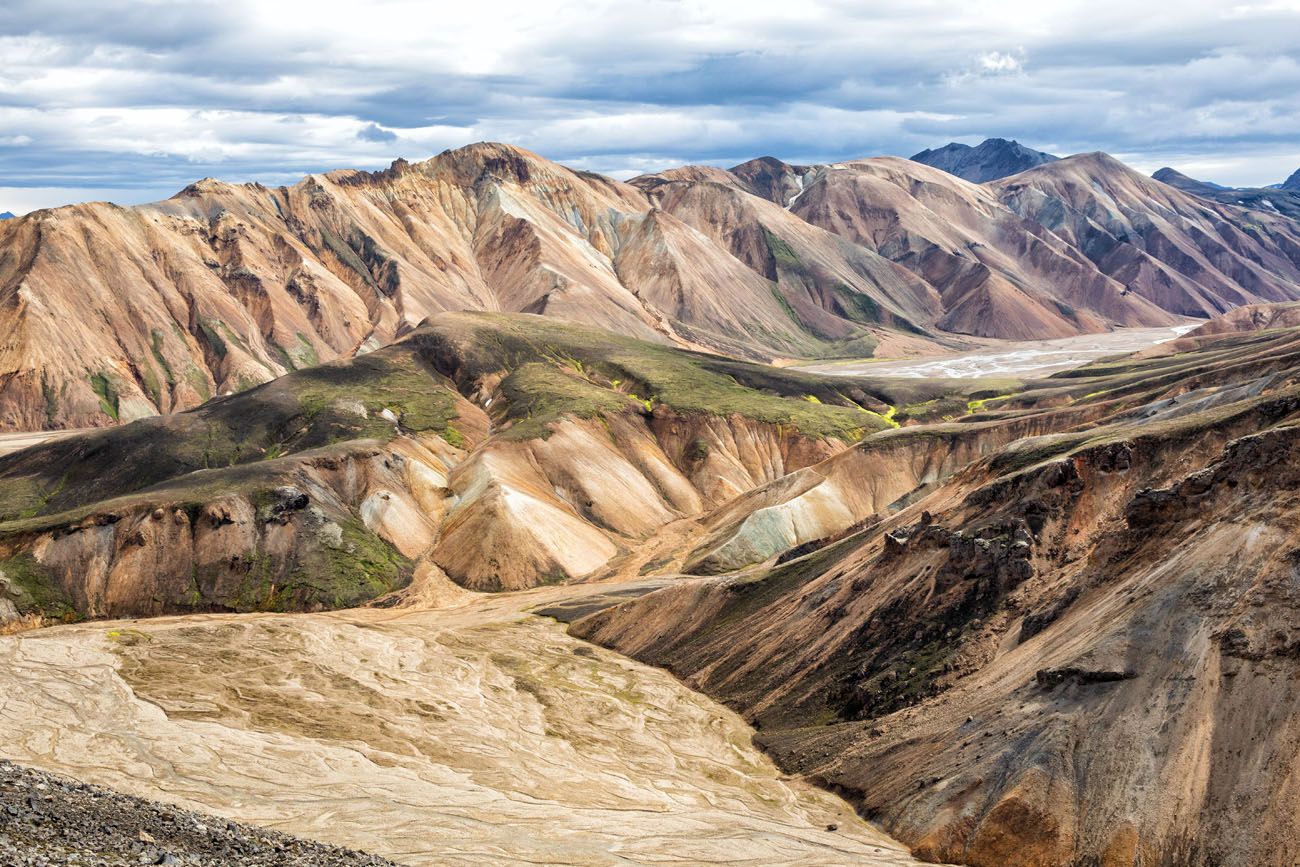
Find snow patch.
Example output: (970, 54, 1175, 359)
(785, 174, 806, 210)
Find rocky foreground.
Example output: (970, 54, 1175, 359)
(0, 761, 396, 866)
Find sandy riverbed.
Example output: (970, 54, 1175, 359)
(799, 323, 1199, 379)
(0, 572, 929, 866)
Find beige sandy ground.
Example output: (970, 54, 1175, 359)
(0, 429, 81, 458)
(798, 323, 1198, 379)
(0, 568, 929, 866)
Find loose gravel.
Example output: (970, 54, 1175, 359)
(0, 761, 400, 866)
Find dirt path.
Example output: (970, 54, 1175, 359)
(0, 571, 929, 866)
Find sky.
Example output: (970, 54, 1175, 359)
(3, 0, 1300, 214)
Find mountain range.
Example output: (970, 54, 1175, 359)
(5, 141, 1300, 431)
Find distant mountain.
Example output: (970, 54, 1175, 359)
(0, 212, 14, 220)
(1152, 167, 1224, 197)
(7, 142, 1300, 430)
(909, 138, 1059, 182)
(996, 153, 1300, 317)
(1153, 166, 1300, 219)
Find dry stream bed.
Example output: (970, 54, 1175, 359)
(0, 575, 925, 865)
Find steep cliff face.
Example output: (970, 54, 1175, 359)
(573, 323, 1300, 867)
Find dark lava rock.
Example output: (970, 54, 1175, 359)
(1035, 667, 1136, 687)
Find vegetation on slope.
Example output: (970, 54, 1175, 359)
(0, 348, 463, 524)
(410, 312, 941, 441)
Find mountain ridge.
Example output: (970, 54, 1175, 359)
(1153, 165, 1300, 219)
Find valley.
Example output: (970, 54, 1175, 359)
(3, 138, 1300, 866)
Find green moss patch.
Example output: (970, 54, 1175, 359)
(88, 372, 121, 420)
(415, 314, 887, 442)
(0, 554, 77, 621)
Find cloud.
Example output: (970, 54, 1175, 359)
(357, 122, 397, 143)
(978, 51, 1024, 73)
(1, 0, 1299, 211)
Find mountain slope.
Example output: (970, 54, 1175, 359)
(574, 322, 1300, 866)
(0, 144, 914, 432)
(909, 138, 1059, 183)
(634, 170, 942, 343)
(0, 312, 916, 620)
(1282, 168, 1300, 191)
(995, 153, 1300, 317)
(786, 157, 1174, 339)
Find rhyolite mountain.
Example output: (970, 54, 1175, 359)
(1153, 166, 1300, 219)
(909, 138, 1059, 182)
(993, 153, 1300, 315)
(5, 141, 1300, 431)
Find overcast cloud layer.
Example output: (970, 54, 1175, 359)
(3, 0, 1300, 213)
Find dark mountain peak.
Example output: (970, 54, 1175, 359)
(909, 137, 1058, 183)
(1153, 166, 1192, 183)
(1283, 168, 1300, 191)
(0, 211, 14, 220)
(1153, 167, 1226, 196)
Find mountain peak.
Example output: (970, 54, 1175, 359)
(1152, 167, 1228, 196)
(727, 155, 811, 204)
(0, 211, 14, 220)
(909, 137, 1058, 182)
(1283, 168, 1300, 191)
(423, 141, 559, 187)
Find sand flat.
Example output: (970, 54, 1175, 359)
(0, 576, 929, 866)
